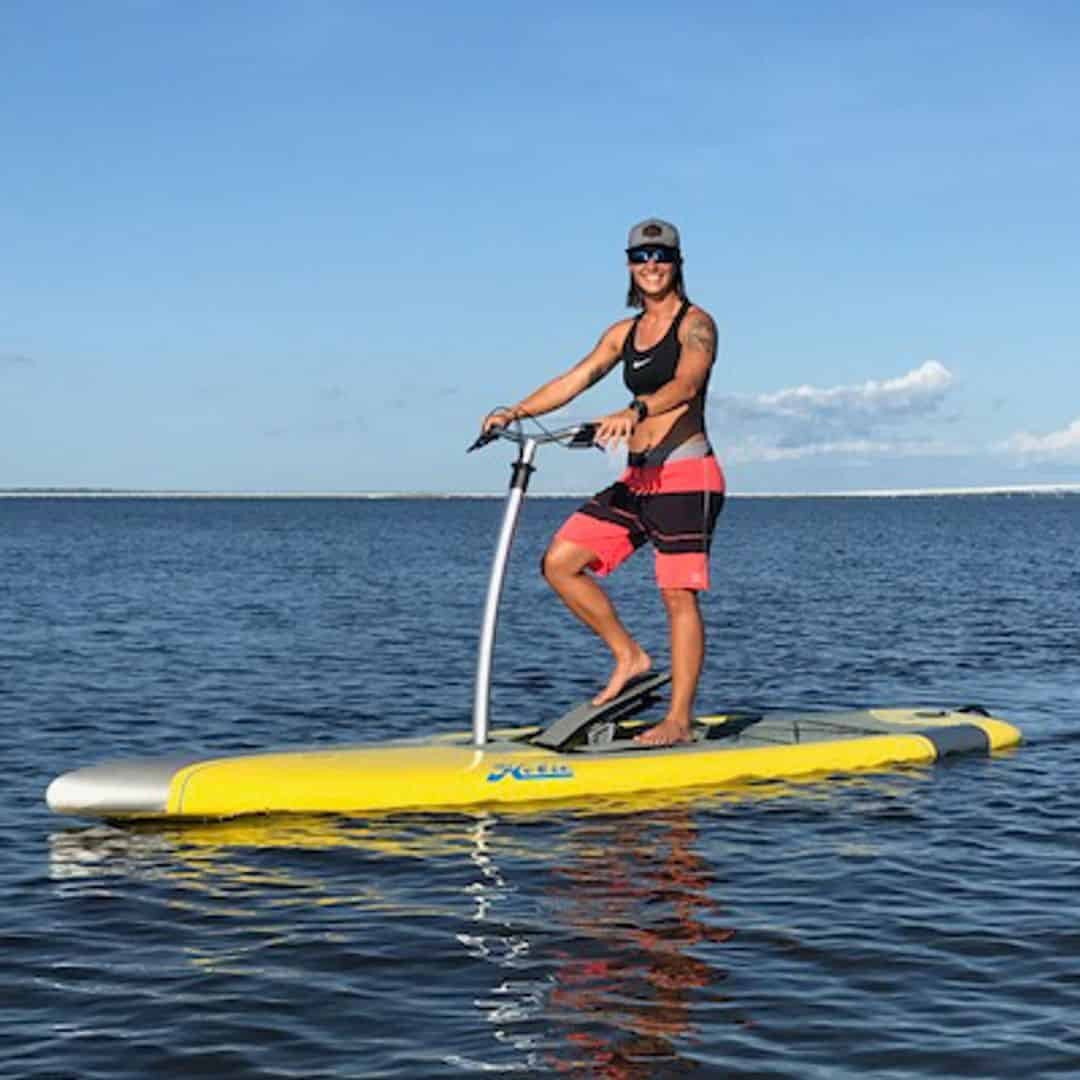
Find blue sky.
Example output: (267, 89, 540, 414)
(3, 1, 1078, 494)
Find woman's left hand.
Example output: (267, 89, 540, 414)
(593, 408, 637, 447)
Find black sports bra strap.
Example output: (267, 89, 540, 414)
(625, 300, 690, 355)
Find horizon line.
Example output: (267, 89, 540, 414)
(3, 482, 1080, 500)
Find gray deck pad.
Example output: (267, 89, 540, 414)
(571, 708, 979, 754)
(716, 709, 950, 745)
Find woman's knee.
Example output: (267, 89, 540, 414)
(660, 587, 700, 617)
(542, 539, 592, 582)
(540, 543, 565, 582)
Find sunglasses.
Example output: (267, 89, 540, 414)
(627, 246, 678, 264)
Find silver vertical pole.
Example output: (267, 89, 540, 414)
(472, 438, 538, 746)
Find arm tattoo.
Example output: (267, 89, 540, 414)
(685, 314, 716, 357)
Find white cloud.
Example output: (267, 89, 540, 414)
(726, 436, 960, 464)
(717, 361, 953, 423)
(712, 361, 957, 463)
(1000, 417, 1080, 460)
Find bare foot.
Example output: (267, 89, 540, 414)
(633, 715, 694, 747)
(591, 648, 652, 706)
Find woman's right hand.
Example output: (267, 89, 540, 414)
(482, 407, 517, 434)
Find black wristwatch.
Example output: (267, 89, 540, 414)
(629, 398, 648, 422)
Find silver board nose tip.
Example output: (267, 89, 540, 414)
(45, 757, 198, 817)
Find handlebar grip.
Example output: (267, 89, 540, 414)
(567, 422, 598, 448)
(467, 427, 503, 452)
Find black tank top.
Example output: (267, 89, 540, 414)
(621, 300, 691, 396)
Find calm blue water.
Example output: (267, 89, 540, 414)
(3, 493, 1079, 1078)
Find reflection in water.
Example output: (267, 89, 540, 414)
(49, 824, 176, 880)
(47, 780, 886, 1074)
(448, 814, 553, 1072)
(540, 809, 739, 1076)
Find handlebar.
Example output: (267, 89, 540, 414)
(467, 421, 597, 453)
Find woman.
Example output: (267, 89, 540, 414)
(482, 218, 724, 746)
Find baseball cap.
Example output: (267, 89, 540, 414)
(626, 218, 680, 251)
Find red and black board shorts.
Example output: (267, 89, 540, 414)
(554, 454, 726, 591)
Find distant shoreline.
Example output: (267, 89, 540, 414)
(3, 483, 1079, 500)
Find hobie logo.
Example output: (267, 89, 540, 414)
(487, 762, 574, 783)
